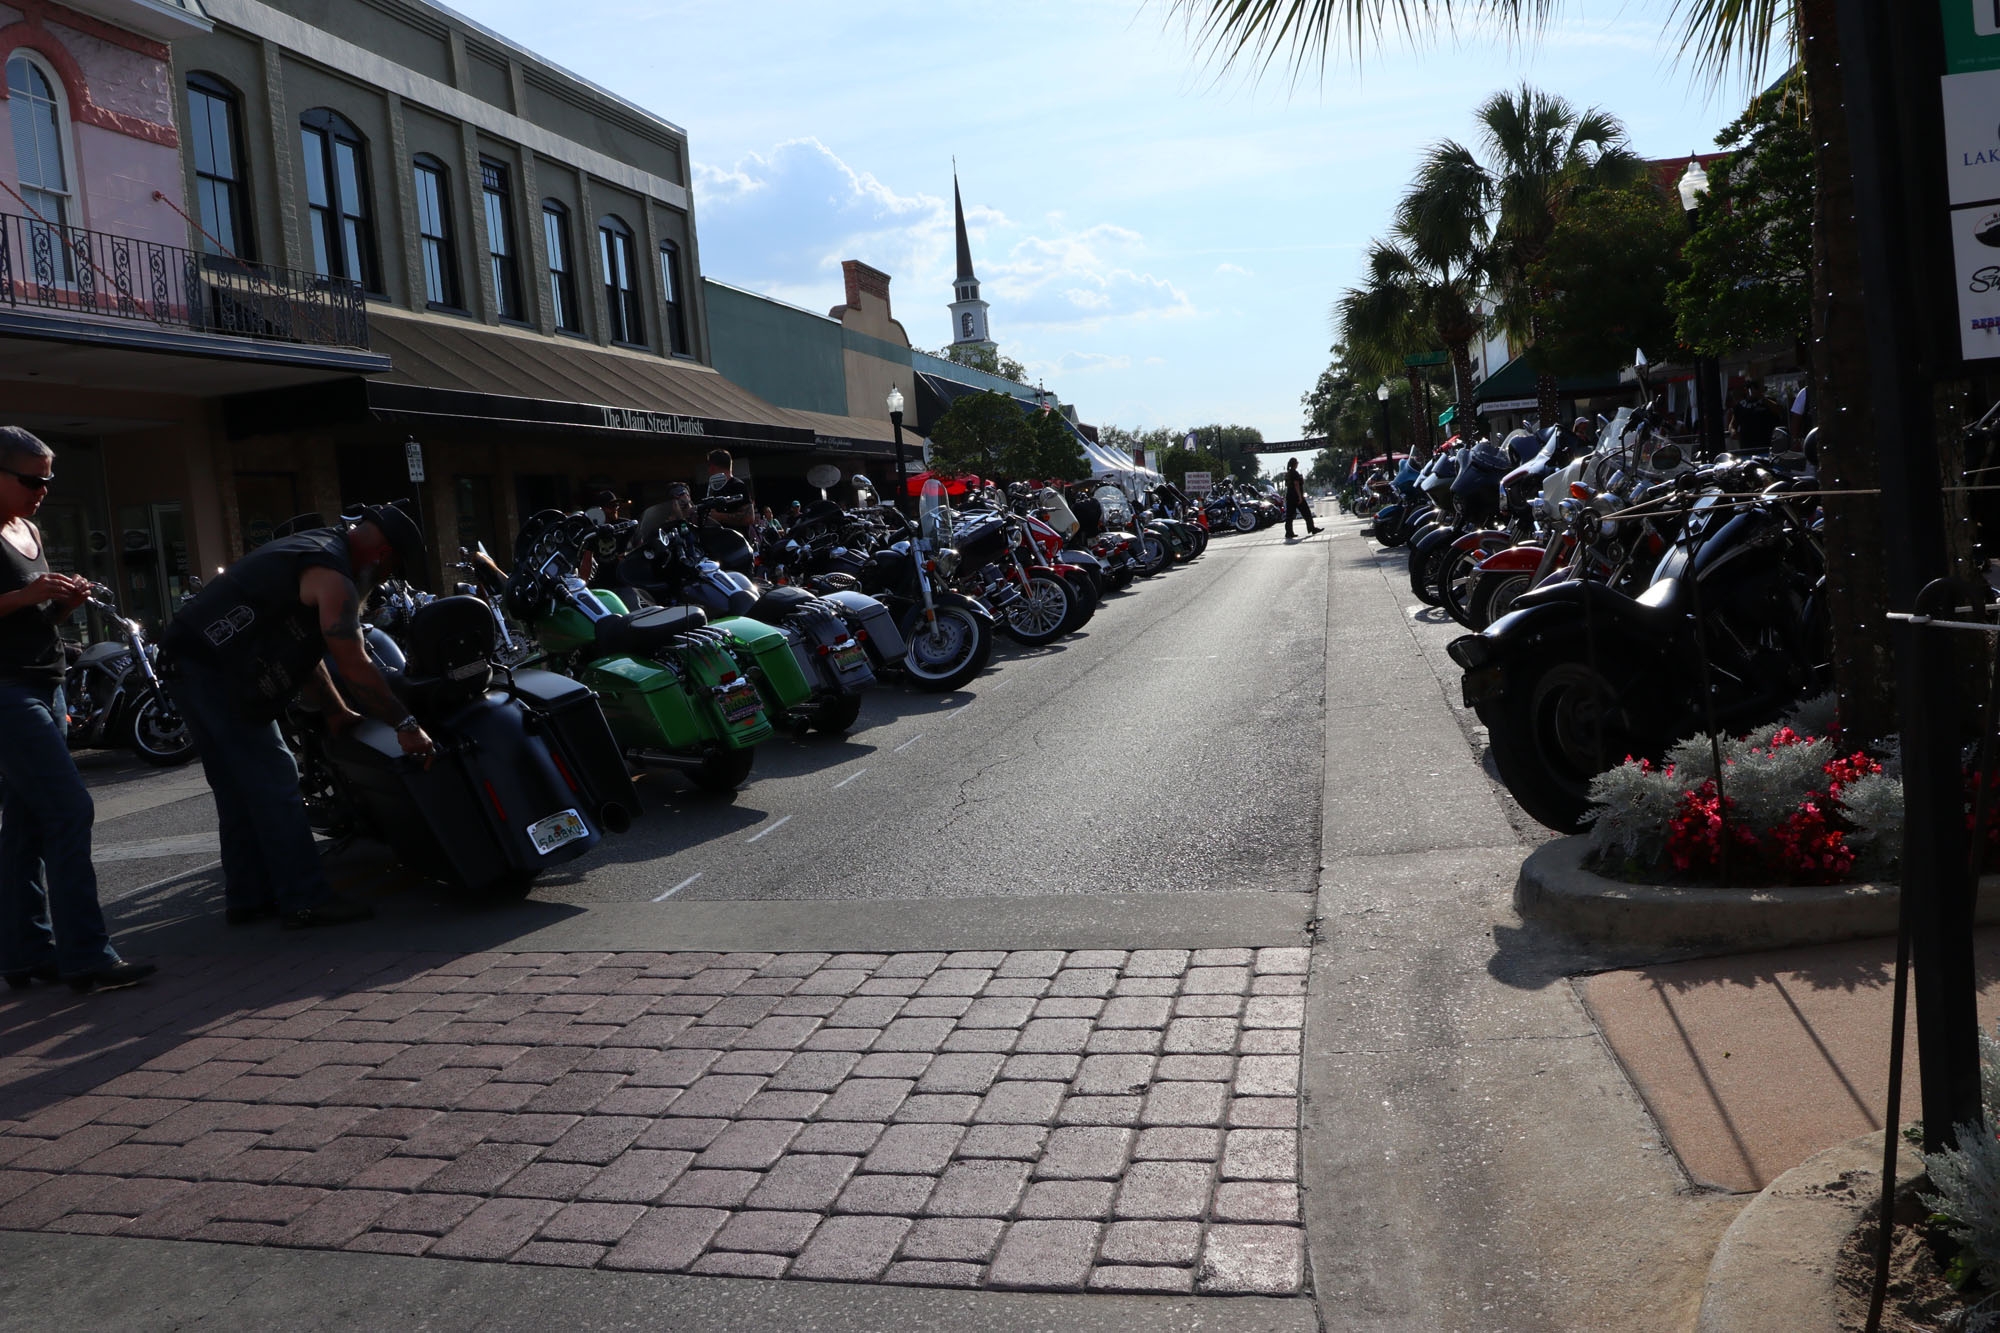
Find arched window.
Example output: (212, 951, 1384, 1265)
(186, 73, 252, 259)
(7, 51, 75, 245)
(658, 240, 688, 355)
(481, 160, 521, 321)
(598, 214, 641, 345)
(961, 312, 974, 339)
(411, 153, 460, 308)
(541, 199, 579, 333)
(299, 108, 378, 290)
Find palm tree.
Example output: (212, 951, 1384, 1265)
(1335, 242, 1432, 454)
(1395, 142, 1489, 440)
(1167, 0, 1894, 742)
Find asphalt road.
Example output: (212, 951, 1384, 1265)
(80, 522, 1331, 914)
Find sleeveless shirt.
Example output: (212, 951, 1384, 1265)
(0, 523, 64, 687)
(163, 528, 351, 719)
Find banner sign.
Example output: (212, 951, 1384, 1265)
(1184, 471, 1213, 494)
(1942, 0, 2000, 358)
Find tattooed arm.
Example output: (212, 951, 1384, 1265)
(300, 567, 435, 763)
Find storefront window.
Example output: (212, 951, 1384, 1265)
(454, 474, 498, 555)
(234, 471, 301, 551)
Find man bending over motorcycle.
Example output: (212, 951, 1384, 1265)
(163, 505, 437, 929)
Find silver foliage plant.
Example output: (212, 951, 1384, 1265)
(1582, 693, 1907, 874)
(1922, 1026, 2000, 1330)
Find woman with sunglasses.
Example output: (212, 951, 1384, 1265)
(0, 426, 154, 993)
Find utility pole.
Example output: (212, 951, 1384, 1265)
(1834, 0, 1980, 1148)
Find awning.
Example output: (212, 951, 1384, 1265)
(1471, 354, 1627, 405)
(355, 310, 913, 457)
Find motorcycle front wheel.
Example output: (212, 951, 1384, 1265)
(1003, 574, 1074, 646)
(902, 605, 992, 692)
(128, 691, 196, 766)
(1232, 510, 1257, 533)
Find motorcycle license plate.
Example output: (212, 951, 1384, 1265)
(833, 645, 867, 673)
(527, 809, 588, 856)
(723, 686, 762, 724)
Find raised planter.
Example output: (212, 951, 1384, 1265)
(1696, 1130, 1922, 1333)
(1516, 834, 2000, 953)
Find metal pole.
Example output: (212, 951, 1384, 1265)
(1379, 398, 1393, 461)
(1833, 0, 1979, 1152)
(890, 408, 909, 519)
(1697, 355, 1726, 460)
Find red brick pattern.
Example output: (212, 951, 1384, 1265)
(0, 946, 1308, 1294)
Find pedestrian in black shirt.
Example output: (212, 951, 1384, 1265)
(1283, 458, 1320, 540)
(1728, 380, 1780, 454)
(162, 504, 436, 929)
(703, 449, 753, 531)
(0, 427, 155, 993)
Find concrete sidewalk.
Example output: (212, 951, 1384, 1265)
(1581, 930, 2000, 1193)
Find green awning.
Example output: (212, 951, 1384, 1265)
(1472, 354, 1627, 404)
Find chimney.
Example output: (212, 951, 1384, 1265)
(841, 260, 894, 316)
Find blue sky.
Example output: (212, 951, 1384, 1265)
(456, 0, 1759, 441)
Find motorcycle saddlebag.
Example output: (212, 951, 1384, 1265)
(510, 667, 641, 833)
(326, 696, 599, 892)
(582, 655, 710, 751)
(712, 616, 814, 710)
(819, 589, 907, 664)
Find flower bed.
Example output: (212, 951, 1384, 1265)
(1585, 695, 1911, 888)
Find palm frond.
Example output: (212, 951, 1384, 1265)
(1158, 0, 1558, 78)
(1662, 0, 1796, 92)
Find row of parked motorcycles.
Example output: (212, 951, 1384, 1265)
(279, 473, 1217, 902)
(1364, 408, 1834, 834)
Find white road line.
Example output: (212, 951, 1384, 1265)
(894, 733, 925, 752)
(832, 768, 868, 789)
(105, 857, 223, 904)
(653, 872, 701, 901)
(746, 814, 793, 843)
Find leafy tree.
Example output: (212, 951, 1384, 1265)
(1186, 424, 1266, 480)
(1528, 183, 1689, 377)
(927, 391, 1032, 478)
(1157, 0, 1898, 745)
(1019, 407, 1091, 481)
(1336, 244, 1433, 448)
(931, 343, 1031, 386)
(1667, 75, 1812, 357)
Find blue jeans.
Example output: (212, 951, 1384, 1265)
(167, 662, 331, 914)
(0, 681, 118, 976)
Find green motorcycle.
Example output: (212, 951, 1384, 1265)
(505, 510, 774, 793)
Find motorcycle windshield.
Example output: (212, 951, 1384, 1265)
(920, 479, 950, 547)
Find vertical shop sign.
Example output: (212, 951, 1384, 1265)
(1942, 0, 2000, 358)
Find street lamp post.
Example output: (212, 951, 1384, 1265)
(886, 384, 908, 517)
(1376, 381, 1393, 463)
(1677, 158, 1727, 461)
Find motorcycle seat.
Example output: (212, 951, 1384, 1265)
(594, 604, 708, 656)
(746, 584, 814, 625)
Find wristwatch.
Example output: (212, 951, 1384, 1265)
(394, 715, 421, 734)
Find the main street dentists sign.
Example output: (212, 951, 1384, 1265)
(600, 407, 708, 435)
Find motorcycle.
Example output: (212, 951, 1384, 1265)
(64, 583, 193, 766)
(288, 593, 635, 900)
(616, 520, 882, 735)
(1449, 457, 1827, 832)
(507, 510, 773, 793)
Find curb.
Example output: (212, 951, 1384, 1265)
(1515, 835, 2000, 954)
(1695, 1129, 1922, 1333)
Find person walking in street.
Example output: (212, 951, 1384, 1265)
(0, 427, 155, 993)
(1283, 458, 1320, 540)
(161, 504, 437, 929)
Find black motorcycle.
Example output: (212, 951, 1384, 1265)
(65, 584, 193, 766)
(1449, 459, 1828, 832)
(288, 595, 637, 900)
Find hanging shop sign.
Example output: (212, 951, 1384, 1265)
(1942, 0, 2000, 359)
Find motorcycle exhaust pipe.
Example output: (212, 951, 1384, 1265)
(599, 802, 633, 835)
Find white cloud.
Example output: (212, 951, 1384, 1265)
(1044, 351, 1133, 374)
(694, 138, 1194, 342)
(1216, 261, 1254, 276)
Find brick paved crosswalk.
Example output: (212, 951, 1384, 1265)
(0, 946, 1307, 1295)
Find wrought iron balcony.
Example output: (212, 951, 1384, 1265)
(0, 211, 370, 351)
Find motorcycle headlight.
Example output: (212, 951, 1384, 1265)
(936, 549, 959, 578)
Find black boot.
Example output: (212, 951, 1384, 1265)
(281, 894, 375, 930)
(3, 963, 59, 991)
(65, 960, 157, 994)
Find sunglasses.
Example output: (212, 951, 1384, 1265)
(1, 467, 53, 491)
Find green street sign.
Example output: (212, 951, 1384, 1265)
(1403, 350, 1449, 368)
(1943, 0, 2000, 73)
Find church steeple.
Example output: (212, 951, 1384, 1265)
(947, 165, 993, 353)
